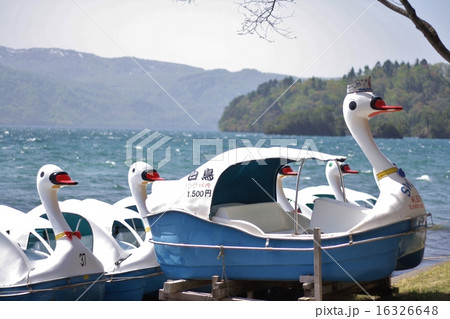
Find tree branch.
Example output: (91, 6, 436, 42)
(377, 0, 450, 63)
(178, 0, 449, 62)
(237, 0, 295, 41)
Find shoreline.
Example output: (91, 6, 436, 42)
(392, 259, 450, 284)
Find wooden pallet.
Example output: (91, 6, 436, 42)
(159, 276, 301, 301)
(158, 275, 394, 301)
(299, 275, 396, 301)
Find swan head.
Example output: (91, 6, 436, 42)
(128, 162, 164, 220)
(343, 78, 403, 124)
(37, 164, 78, 194)
(128, 161, 164, 188)
(278, 165, 297, 178)
(326, 161, 358, 177)
(325, 161, 358, 202)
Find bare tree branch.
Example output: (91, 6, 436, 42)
(178, 0, 449, 62)
(237, 0, 449, 62)
(236, 0, 296, 41)
(377, 0, 449, 62)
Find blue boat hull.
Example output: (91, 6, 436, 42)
(147, 212, 425, 283)
(143, 267, 166, 296)
(395, 215, 427, 270)
(0, 274, 105, 301)
(104, 267, 165, 301)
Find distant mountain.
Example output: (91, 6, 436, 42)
(0, 46, 287, 130)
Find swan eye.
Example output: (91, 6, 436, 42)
(349, 101, 357, 110)
(40, 171, 44, 178)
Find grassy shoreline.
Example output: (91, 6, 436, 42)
(354, 260, 450, 301)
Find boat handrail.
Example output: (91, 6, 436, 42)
(294, 158, 305, 235)
(335, 159, 347, 203)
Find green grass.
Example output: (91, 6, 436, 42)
(391, 261, 450, 300)
(353, 261, 450, 301)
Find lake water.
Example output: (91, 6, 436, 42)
(1, 127, 448, 274)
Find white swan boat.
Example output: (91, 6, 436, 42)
(113, 162, 167, 295)
(283, 161, 377, 219)
(0, 205, 54, 262)
(28, 196, 163, 301)
(0, 165, 105, 300)
(145, 78, 428, 282)
(25, 162, 165, 300)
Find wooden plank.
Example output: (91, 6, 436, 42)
(299, 275, 314, 283)
(299, 277, 394, 301)
(212, 277, 275, 300)
(298, 296, 315, 301)
(159, 290, 213, 301)
(162, 279, 210, 294)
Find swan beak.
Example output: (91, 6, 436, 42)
(142, 169, 164, 182)
(50, 172, 78, 186)
(369, 97, 403, 117)
(280, 166, 297, 176)
(341, 164, 359, 174)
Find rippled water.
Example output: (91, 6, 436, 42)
(1, 127, 448, 272)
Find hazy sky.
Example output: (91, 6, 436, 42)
(0, 0, 448, 77)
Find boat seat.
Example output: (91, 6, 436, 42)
(213, 202, 296, 234)
(211, 216, 266, 236)
(310, 198, 369, 233)
(210, 203, 244, 215)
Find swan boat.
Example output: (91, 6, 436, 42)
(0, 165, 105, 300)
(28, 197, 162, 301)
(26, 164, 165, 300)
(0, 205, 55, 263)
(282, 161, 377, 220)
(112, 162, 167, 295)
(146, 78, 428, 282)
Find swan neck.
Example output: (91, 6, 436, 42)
(38, 188, 70, 235)
(326, 174, 344, 201)
(349, 118, 394, 176)
(130, 183, 152, 232)
(276, 177, 295, 211)
(131, 184, 149, 216)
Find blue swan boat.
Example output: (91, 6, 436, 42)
(146, 79, 428, 282)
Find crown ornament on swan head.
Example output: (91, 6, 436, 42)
(347, 77, 372, 94)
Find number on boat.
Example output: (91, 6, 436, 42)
(79, 253, 86, 267)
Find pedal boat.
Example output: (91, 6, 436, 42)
(146, 78, 428, 282)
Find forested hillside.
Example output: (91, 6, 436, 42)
(0, 46, 284, 130)
(219, 60, 450, 138)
